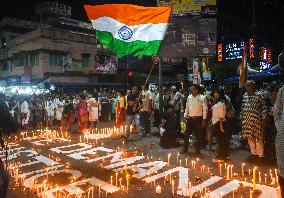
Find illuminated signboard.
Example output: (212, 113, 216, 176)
(249, 38, 255, 59)
(217, 43, 222, 62)
(224, 41, 245, 61)
(259, 47, 272, 71)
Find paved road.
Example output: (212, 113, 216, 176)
(4, 121, 278, 198)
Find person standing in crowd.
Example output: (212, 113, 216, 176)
(182, 84, 208, 156)
(76, 94, 89, 133)
(55, 96, 64, 127)
(211, 87, 230, 162)
(159, 104, 185, 149)
(263, 83, 279, 164)
(240, 80, 267, 163)
(61, 103, 75, 133)
(33, 97, 44, 129)
(140, 83, 152, 137)
(125, 86, 139, 140)
(45, 96, 55, 128)
(170, 86, 183, 121)
(21, 98, 30, 129)
(116, 89, 126, 128)
(88, 96, 100, 128)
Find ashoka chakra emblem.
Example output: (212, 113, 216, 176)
(118, 26, 133, 40)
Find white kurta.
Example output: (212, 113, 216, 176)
(45, 100, 55, 117)
(88, 98, 100, 122)
(21, 101, 30, 126)
(55, 100, 64, 120)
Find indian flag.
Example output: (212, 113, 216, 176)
(84, 4, 172, 58)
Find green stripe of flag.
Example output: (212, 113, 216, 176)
(96, 30, 162, 58)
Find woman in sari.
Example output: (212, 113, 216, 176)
(116, 89, 126, 128)
(76, 94, 89, 133)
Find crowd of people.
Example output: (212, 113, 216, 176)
(0, 80, 283, 166)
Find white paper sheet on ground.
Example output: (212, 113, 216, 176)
(241, 181, 279, 198)
(31, 138, 70, 146)
(191, 176, 223, 194)
(114, 161, 168, 179)
(68, 146, 114, 160)
(43, 176, 120, 198)
(17, 164, 64, 178)
(84, 133, 112, 140)
(103, 153, 144, 169)
(17, 155, 58, 168)
(23, 169, 82, 189)
(144, 166, 189, 196)
(209, 180, 240, 197)
(50, 143, 92, 154)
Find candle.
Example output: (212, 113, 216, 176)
(249, 169, 251, 176)
(265, 174, 267, 184)
(259, 172, 261, 184)
(126, 175, 129, 192)
(156, 185, 162, 194)
(116, 173, 118, 186)
(168, 154, 171, 166)
(188, 181, 192, 197)
(275, 169, 279, 186)
(196, 158, 199, 170)
(227, 165, 230, 179)
(231, 165, 233, 178)
(253, 167, 257, 191)
(111, 176, 113, 185)
(119, 178, 122, 188)
(220, 164, 222, 176)
(172, 180, 175, 196)
(99, 183, 101, 198)
(241, 163, 245, 177)
(177, 154, 180, 162)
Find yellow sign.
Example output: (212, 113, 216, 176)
(158, 0, 216, 16)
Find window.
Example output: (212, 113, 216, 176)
(82, 54, 90, 67)
(11, 59, 19, 68)
(31, 54, 39, 67)
(49, 53, 64, 66)
(19, 56, 27, 66)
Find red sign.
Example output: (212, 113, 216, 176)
(217, 43, 223, 62)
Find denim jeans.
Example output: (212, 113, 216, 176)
(125, 113, 142, 138)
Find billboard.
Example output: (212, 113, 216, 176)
(157, 0, 216, 17)
(159, 17, 217, 58)
(92, 54, 117, 74)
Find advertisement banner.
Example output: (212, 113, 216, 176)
(157, 0, 216, 17)
(159, 17, 217, 58)
(92, 54, 117, 74)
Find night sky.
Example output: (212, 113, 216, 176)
(1, 0, 284, 57)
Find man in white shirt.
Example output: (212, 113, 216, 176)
(140, 83, 152, 137)
(182, 84, 208, 156)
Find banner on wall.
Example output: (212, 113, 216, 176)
(92, 54, 117, 74)
(157, 0, 216, 17)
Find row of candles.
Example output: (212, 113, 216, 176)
(6, 127, 281, 198)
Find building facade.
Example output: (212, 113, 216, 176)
(0, 1, 120, 89)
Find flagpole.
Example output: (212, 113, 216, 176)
(158, 57, 163, 113)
